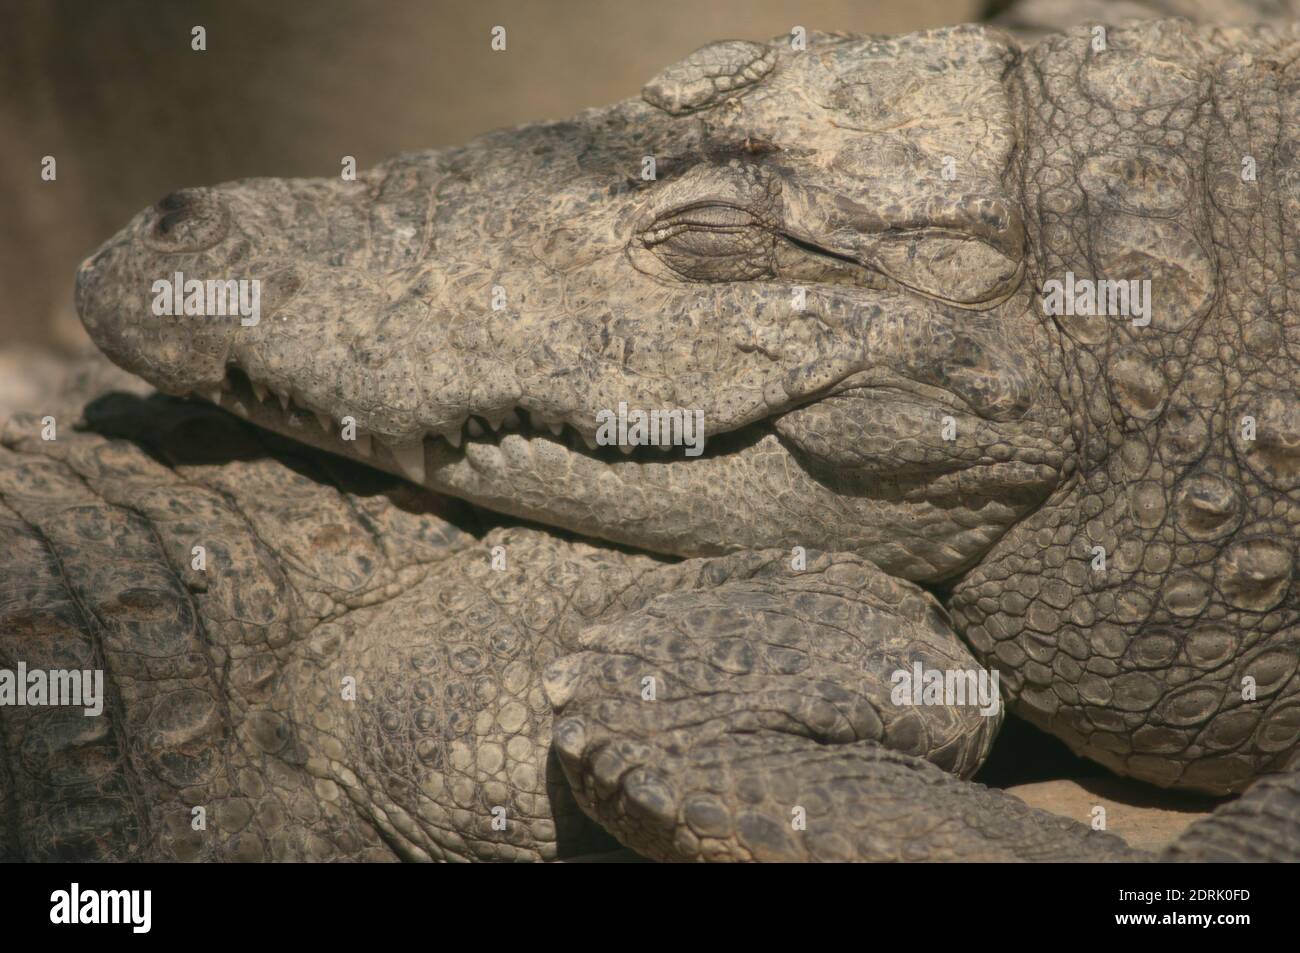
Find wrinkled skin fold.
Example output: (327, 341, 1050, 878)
(6, 16, 1300, 860)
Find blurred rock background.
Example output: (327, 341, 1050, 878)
(1, 0, 979, 354)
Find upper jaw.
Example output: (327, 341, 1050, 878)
(75, 190, 1011, 468)
(76, 184, 1044, 490)
(94, 299, 1035, 494)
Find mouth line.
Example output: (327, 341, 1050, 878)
(194, 357, 988, 489)
(202, 366, 762, 482)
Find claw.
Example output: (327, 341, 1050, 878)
(542, 657, 583, 710)
(551, 716, 588, 763)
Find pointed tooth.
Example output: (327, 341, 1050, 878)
(352, 431, 372, 457)
(466, 418, 484, 438)
(276, 389, 291, 411)
(207, 389, 224, 405)
(389, 440, 426, 483)
(548, 421, 564, 437)
(485, 412, 504, 431)
(251, 380, 270, 403)
(619, 443, 634, 455)
(502, 410, 521, 430)
(442, 425, 462, 449)
(581, 431, 599, 451)
(314, 411, 332, 433)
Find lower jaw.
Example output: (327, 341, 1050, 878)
(199, 368, 1046, 581)
(424, 434, 1044, 583)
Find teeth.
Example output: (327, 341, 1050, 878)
(466, 418, 484, 438)
(581, 432, 599, 451)
(251, 381, 270, 403)
(619, 443, 634, 456)
(208, 389, 224, 405)
(314, 411, 333, 433)
(526, 409, 564, 436)
(275, 389, 291, 412)
(352, 431, 372, 457)
(441, 425, 462, 449)
(502, 410, 521, 430)
(388, 440, 426, 484)
(485, 412, 504, 431)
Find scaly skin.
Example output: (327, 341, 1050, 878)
(7, 17, 1300, 860)
(0, 358, 1116, 861)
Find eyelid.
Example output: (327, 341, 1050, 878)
(641, 203, 764, 245)
(633, 162, 781, 232)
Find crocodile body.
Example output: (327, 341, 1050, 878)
(5, 16, 1300, 861)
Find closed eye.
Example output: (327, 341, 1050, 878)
(643, 202, 761, 236)
(639, 204, 896, 290)
(640, 203, 774, 281)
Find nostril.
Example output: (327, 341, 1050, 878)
(152, 189, 202, 238)
(156, 190, 192, 213)
(143, 189, 229, 253)
(155, 211, 185, 236)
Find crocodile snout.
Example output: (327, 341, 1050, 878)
(75, 191, 240, 397)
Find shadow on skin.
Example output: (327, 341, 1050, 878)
(79, 390, 489, 532)
(79, 390, 676, 569)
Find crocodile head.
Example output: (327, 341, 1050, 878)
(76, 25, 1071, 584)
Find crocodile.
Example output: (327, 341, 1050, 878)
(5, 16, 1300, 862)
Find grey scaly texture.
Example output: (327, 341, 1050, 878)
(3, 15, 1297, 861)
